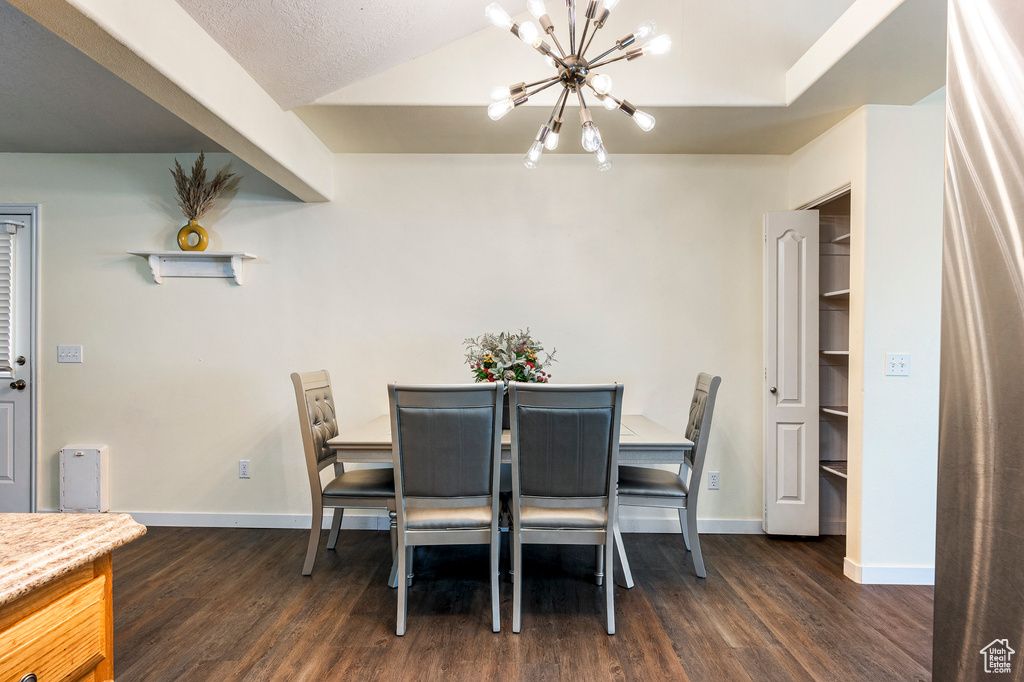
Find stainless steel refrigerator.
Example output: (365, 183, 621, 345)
(937, 0, 1024, 679)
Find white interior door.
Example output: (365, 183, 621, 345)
(0, 209, 36, 512)
(763, 210, 819, 535)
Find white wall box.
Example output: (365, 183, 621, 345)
(60, 444, 110, 512)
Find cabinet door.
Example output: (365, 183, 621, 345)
(763, 210, 819, 535)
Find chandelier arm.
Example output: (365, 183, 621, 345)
(576, 87, 589, 112)
(580, 31, 600, 60)
(568, 1, 576, 55)
(522, 78, 564, 100)
(526, 76, 562, 89)
(588, 52, 636, 70)
(550, 33, 568, 58)
(577, 20, 592, 59)
(547, 87, 570, 125)
(591, 44, 620, 64)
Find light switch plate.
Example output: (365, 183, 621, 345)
(58, 345, 83, 363)
(886, 353, 909, 376)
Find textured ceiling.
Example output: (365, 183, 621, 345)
(174, 0, 524, 111)
(0, 2, 222, 153)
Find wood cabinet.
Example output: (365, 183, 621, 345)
(0, 555, 114, 682)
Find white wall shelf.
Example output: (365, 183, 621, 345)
(127, 250, 257, 285)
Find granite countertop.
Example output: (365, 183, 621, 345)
(0, 513, 147, 607)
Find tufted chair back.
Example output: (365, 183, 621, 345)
(683, 373, 722, 493)
(291, 371, 340, 486)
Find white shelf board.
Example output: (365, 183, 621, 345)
(822, 288, 850, 299)
(832, 232, 851, 243)
(820, 461, 848, 479)
(821, 406, 849, 418)
(127, 250, 257, 285)
(820, 350, 850, 356)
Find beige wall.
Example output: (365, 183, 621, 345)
(0, 152, 788, 528)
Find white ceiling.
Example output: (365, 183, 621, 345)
(174, 0, 525, 111)
(0, 0, 948, 160)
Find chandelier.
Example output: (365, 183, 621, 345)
(485, 0, 671, 171)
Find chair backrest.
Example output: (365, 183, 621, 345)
(291, 370, 340, 496)
(684, 373, 722, 497)
(509, 382, 624, 506)
(388, 383, 503, 504)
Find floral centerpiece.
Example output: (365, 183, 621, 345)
(464, 329, 556, 385)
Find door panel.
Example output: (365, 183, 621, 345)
(0, 211, 35, 512)
(764, 210, 819, 535)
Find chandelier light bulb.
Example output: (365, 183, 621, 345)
(632, 109, 656, 132)
(581, 122, 602, 152)
(544, 128, 559, 150)
(595, 144, 612, 171)
(490, 85, 511, 101)
(600, 94, 619, 110)
(488, 99, 515, 121)
(600, 0, 622, 12)
(591, 74, 613, 95)
(544, 55, 557, 68)
(485, 3, 515, 30)
(642, 34, 672, 55)
(527, 0, 548, 20)
(517, 21, 540, 45)
(634, 20, 657, 41)
(523, 140, 544, 169)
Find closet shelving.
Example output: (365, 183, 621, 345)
(816, 192, 851, 533)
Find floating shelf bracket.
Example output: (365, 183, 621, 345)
(127, 251, 257, 285)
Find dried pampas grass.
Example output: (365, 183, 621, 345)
(170, 151, 241, 221)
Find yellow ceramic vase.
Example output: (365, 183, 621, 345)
(177, 219, 209, 251)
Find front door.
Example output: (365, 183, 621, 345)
(763, 210, 819, 535)
(0, 208, 36, 512)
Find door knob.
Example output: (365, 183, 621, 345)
(15, 356, 25, 366)
(10, 379, 26, 391)
(769, 386, 777, 394)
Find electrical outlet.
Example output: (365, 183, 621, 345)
(708, 471, 720, 490)
(57, 345, 83, 363)
(239, 460, 250, 479)
(885, 353, 909, 376)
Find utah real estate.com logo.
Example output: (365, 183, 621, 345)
(980, 639, 1015, 674)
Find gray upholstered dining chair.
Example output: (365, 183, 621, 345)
(508, 382, 624, 635)
(615, 373, 721, 582)
(291, 370, 397, 576)
(388, 382, 504, 636)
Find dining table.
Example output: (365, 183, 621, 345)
(327, 414, 693, 588)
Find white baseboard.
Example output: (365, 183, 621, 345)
(120, 510, 762, 534)
(122, 510, 390, 531)
(843, 557, 935, 585)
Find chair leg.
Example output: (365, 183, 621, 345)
(491, 526, 500, 632)
(512, 530, 523, 633)
(388, 510, 399, 587)
(406, 546, 415, 587)
(679, 508, 691, 551)
(605, 537, 615, 635)
(685, 508, 706, 578)
(302, 504, 323, 576)
(327, 508, 343, 550)
(613, 523, 634, 589)
(595, 545, 605, 586)
(396, 536, 408, 636)
(388, 548, 401, 588)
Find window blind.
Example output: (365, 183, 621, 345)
(0, 221, 22, 378)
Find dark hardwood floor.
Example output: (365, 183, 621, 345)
(112, 528, 933, 681)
